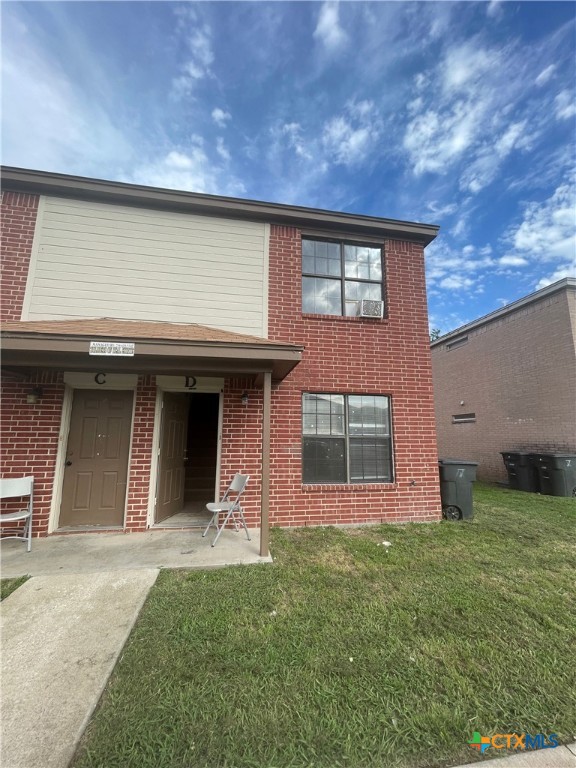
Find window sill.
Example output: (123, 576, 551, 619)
(301, 313, 388, 323)
(302, 483, 396, 492)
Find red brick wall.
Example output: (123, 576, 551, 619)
(266, 225, 442, 525)
(1, 191, 39, 321)
(432, 287, 576, 481)
(125, 376, 156, 531)
(219, 378, 263, 527)
(0, 372, 64, 537)
(0, 375, 157, 536)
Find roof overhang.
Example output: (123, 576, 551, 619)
(1, 166, 440, 246)
(430, 277, 576, 348)
(1, 331, 303, 382)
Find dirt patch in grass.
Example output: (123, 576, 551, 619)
(305, 543, 363, 572)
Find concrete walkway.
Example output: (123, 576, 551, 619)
(1, 526, 270, 578)
(1, 569, 158, 768)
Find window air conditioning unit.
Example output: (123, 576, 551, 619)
(358, 299, 384, 319)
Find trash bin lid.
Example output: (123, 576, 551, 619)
(544, 453, 576, 459)
(439, 459, 479, 466)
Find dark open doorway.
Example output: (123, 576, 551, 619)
(155, 392, 220, 526)
(184, 393, 220, 509)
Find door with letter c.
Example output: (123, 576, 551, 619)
(59, 389, 133, 527)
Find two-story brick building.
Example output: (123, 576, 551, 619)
(1, 167, 442, 554)
(431, 278, 576, 482)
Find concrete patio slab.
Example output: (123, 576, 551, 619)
(0, 569, 158, 768)
(0, 527, 271, 578)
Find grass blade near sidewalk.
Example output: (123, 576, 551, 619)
(73, 485, 575, 768)
(0, 575, 28, 601)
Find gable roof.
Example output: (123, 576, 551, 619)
(0, 318, 292, 347)
(1, 166, 439, 245)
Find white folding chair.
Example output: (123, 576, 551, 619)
(202, 473, 250, 548)
(0, 476, 34, 552)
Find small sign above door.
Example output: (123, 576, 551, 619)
(156, 376, 224, 393)
(89, 341, 135, 357)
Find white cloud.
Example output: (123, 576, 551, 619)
(503, 179, 576, 273)
(164, 151, 193, 170)
(128, 147, 245, 197)
(535, 64, 556, 87)
(349, 100, 374, 119)
(414, 72, 428, 91)
(486, 0, 503, 19)
(322, 118, 374, 166)
(439, 275, 474, 290)
(130, 148, 213, 192)
(281, 122, 313, 160)
(425, 239, 495, 295)
(216, 137, 230, 162)
(172, 9, 214, 97)
(407, 96, 424, 116)
(451, 216, 470, 239)
(426, 201, 458, 218)
(442, 43, 493, 95)
(499, 255, 528, 267)
(459, 121, 532, 194)
(536, 265, 576, 290)
(404, 35, 553, 195)
(404, 101, 483, 175)
(495, 121, 530, 157)
(314, 1, 347, 52)
(404, 45, 505, 177)
(188, 29, 213, 69)
(0, 10, 133, 176)
(554, 90, 576, 120)
(403, 42, 510, 181)
(212, 108, 231, 127)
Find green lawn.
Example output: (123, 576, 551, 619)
(73, 485, 575, 768)
(0, 575, 28, 601)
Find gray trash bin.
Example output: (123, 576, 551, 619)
(530, 453, 576, 497)
(438, 459, 478, 520)
(501, 451, 539, 493)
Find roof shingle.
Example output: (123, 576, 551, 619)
(0, 318, 296, 348)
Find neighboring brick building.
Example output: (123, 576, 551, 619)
(431, 278, 576, 482)
(1, 167, 442, 553)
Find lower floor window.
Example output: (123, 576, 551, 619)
(302, 393, 393, 483)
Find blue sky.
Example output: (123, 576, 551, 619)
(2, 1, 575, 334)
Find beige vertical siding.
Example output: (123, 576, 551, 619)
(24, 196, 269, 336)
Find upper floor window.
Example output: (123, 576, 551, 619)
(302, 238, 384, 317)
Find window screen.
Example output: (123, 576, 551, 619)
(302, 393, 393, 483)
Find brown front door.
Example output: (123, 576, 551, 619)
(59, 390, 133, 527)
(155, 393, 189, 523)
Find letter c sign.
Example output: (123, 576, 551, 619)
(95, 373, 107, 385)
